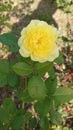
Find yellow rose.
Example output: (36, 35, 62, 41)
(18, 20, 59, 62)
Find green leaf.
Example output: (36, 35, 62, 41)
(45, 74, 57, 96)
(40, 117, 49, 130)
(7, 72, 19, 88)
(0, 107, 9, 124)
(3, 98, 16, 115)
(29, 117, 37, 129)
(18, 56, 34, 65)
(55, 52, 64, 65)
(28, 76, 47, 101)
(11, 112, 32, 129)
(0, 123, 5, 130)
(0, 98, 16, 124)
(48, 67, 55, 78)
(10, 109, 32, 130)
(35, 61, 53, 76)
(13, 62, 33, 76)
(0, 33, 19, 52)
(16, 89, 34, 103)
(23, 112, 32, 122)
(16, 108, 24, 116)
(50, 111, 62, 125)
(10, 115, 25, 129)
(45, 67, 57, 96)
(0, 73, 7, 87)
(0, 59, 10, 74)
(53, 87, 73, 105)
(34, 97, 51, 117)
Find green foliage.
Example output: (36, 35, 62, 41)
(0, 0, 16, 29)
(0, 59, 19, 88)
(23, 112, 32, 122)
(3, 98, 16, 115)
(0, 73, 7, 87)
(13, 62, 33, 76)
(0, 3, 12, 12)
(18, 56, 34, 65)
(0, 59, 10, 74)
(11, 115, 24, 129)
(7, 72, 19, 89)
(0, 33, 19, 52)
(0, 15, 9, 25)
(50, 111, 62, 125)
(0, 21, 73, 130)
(53, 87, 73, 105)
(0, 59, 10, 87)
(10, 111, 31, 130)
(34, 61, 53, 76)
(28, 76, 47, 100)
(40, 117, 50, 130)
(0, 98, 16, 124)
(29, 117, 37, 129)
(55, 52, 64, 65)
(45, 71, 57, 96)
(54, 0, 73, 12)
(0, 107, 10, 124)
(16, 89, 34, 102)
(0, 124, 5, 130)
(34, 97, 52, 117)
(0, 98, 32, 130)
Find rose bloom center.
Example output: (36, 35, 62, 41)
(25, 25, 56, 59)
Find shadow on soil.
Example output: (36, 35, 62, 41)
(12, 0, 58, 35)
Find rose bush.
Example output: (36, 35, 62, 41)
(18, 20, 59, 62)
(0, 19, 73, 130)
